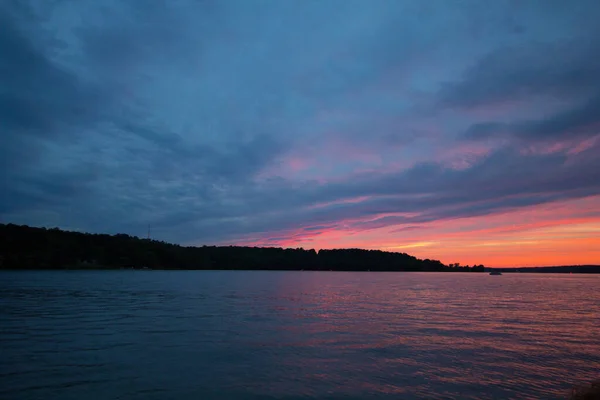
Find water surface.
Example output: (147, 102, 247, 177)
(1, 271, 599, 399)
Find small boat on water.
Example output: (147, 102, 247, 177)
(489, 270, 502, 276)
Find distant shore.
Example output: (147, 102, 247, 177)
(488, 265, 600, 274)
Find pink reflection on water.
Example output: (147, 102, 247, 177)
(258, 272, 600, 399)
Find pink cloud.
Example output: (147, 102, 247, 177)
(434, 141, 494, 170)
(567, 133, 600, 155)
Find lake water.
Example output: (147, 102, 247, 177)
(1, 271, 599, 400)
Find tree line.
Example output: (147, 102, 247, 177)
(0, 223, 486, 272)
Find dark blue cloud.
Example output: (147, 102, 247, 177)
(464, 94, 600, 142)
(440, 40, 600, 109)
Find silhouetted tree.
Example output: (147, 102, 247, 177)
(0, 223, 502, 272)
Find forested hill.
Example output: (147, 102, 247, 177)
(0, 223, 485, 272)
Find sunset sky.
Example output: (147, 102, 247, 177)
(2, 0, 600, 267)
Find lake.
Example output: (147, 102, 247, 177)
(1, 271, 599, 399)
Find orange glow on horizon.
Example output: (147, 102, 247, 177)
(234, 196, 600, 268)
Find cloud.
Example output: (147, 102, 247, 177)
(439, 3, 600, 146)
(464, 95, 600, 142)
(0, 6, 103, 174)
(439, 30, 600, 110)
(0, 0, 290, 233)
(444, 14, 600, 147)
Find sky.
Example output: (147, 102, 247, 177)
(2, 0, 600, 267)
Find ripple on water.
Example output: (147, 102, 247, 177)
(1, 271, 599, 400)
